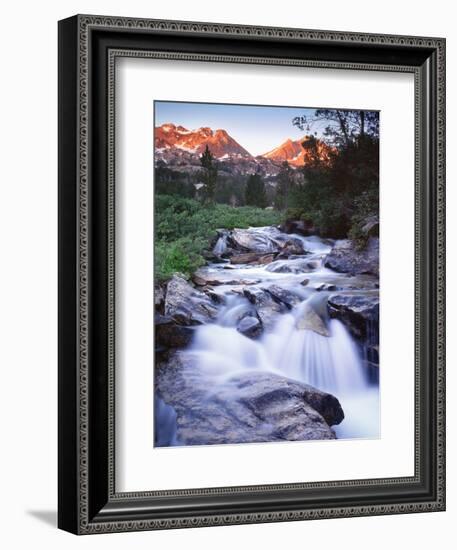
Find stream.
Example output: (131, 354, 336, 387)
(156, 226, 380, 445)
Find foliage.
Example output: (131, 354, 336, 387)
(245, 173, 267, 208)
(155, 195, 280, 281)
(347, 189, 379, 249)
(293, 109, 379, 147)
(286, 110, 379, 240)
(200, 145, 218, 203)
(214, 176, 246, 206)
(274, 161, 293, 210)
(155, 164, 196, 198)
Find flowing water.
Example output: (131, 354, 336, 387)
(157, 228, 380, 442)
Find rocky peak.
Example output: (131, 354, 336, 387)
(155, 123, 251, 159)
(262, 135, 332, 166)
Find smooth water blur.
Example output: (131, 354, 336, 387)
(184, 230, 379, 440)
(154, 395, 180, 446)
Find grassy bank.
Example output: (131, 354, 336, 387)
(155, 195, 281, 281)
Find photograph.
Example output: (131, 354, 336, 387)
(153, 100, 380, 447)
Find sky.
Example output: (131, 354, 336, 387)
(155, 101, 327, 156)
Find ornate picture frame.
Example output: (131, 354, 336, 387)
(58, 14, 445, 534)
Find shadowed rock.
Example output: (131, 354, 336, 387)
(155, 314, 195, 348)
(265, 285, 302, 309)
(236, 316, 262, 338)
(155, 352, 344, 446)
(324, 237, 379, 276)
(230, 252, 276, 265)
(266, 258, 319, 274)
(327, 293, 379, 340)
(165, 275, 218, 325)
(192, 269, 261, 287)
(243, 287, 286, 331)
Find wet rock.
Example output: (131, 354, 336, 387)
(193, 269, 261, 287)
(155, 315, 195, 348)
(314, 283, 337, 291)
(276, 244, 308, 259)
(154, 284, 165, 314)
(165, 275, 218, 325)
(296, 303, 330, 337)
(236, 316, 262, 339)
(230, 252, 275, 265)
(155, 352, 343, 446)
(324, 237, 379, 275)
(265, 285, 302, 309)
(271, 235, 308, 255)
(327, 293, 379, 340)
(266, 258, 319, 274)
(243, 287, 286, 330)
(229, 227, 282, 253)
(205, 289, 226, 305)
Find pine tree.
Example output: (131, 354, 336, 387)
(245, 173, 267, 208)
(200, 145, 217, 204)
(275, 161, 293, 210)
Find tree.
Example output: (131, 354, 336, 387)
(245, 173, 267, 208)
(200, 145, 217, 203)
(155, 164, 195, 198)
(274, 161, 293, 210)
(292, 109, 379, 148)
(286, 108, 379, 240)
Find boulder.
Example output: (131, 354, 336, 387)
(230, 252, 275, 265)
(327, 293, 379, 340)
(324, 237, 379, 276)
(236, 316, 262, 339)
(266, 258, 319, 274)
(295, 303, 330, 337)
(155, 314, 195, 349)
(243, 287, 286, 330)
(192, 269, 261, 287)
(154, 284, 165, 314)
(276, 243, 307, 259)
(205, 289, 226, 305)
(265, 285, 302, 309)
(164, 275, 218, 325)
(229, 227, 282, 253)
(270, 234, 308, 255)
(155, 352, 344, 446)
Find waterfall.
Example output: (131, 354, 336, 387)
(188, 300, 379, 439)
(265, 315, 367, 395)
(154, 395, 180, 446)
(190, 295, 367, 393)
(212, 235, 227, 256)
(158, 230, 379, 443)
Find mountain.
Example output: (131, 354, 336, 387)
(155, 123, 251, 159)
(154, 124, 333, 178)
(262, 136, 332, 167)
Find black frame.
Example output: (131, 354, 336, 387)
(58, 14, 445, 534)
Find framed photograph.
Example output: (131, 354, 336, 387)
(58, 14, 446, 534)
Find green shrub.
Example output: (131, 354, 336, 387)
(154, 195, 280, 280)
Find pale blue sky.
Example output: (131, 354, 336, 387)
(155, 101, 326, 156)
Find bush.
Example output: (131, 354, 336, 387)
(283, 134, 379, 240)
(155, 195, 280, 280)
